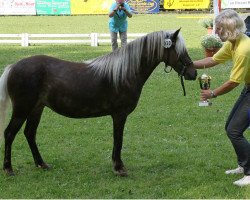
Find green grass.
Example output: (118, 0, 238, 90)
(0, 14, 249, 198)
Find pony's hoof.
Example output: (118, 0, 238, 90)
(37, 163, 51, 170)
(113, 167, 128, 177)
(4, 169, 15, 176)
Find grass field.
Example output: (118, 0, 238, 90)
(0, 13, 250, 198)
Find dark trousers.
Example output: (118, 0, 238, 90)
(225, 86, 250, 175)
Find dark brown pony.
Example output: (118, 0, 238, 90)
(0, 29, 197, 176)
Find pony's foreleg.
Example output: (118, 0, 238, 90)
(24, 107, 49, 170)
(3, 117, 26, 176)
(111, 114, 127, 176)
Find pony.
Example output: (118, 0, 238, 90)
(0, 29, 197, 176)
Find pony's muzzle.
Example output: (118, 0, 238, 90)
(184, 68, 197, 80)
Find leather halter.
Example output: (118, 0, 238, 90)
(163, 34, 193, 96)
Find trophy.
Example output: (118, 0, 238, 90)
(198, 73, 212, 106)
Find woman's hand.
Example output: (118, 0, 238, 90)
(200, 89, 212, 100)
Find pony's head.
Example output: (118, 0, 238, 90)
(163, 29, 197, 80)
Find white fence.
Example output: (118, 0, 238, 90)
(0, 33, 147, 47)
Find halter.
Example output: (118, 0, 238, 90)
(163, 34, 193, 96)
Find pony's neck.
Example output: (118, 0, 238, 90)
(88, 31, 167, 89)
(139, 58, 161, 84)
(137, 39, 164, 84)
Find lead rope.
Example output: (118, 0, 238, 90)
(180, 75, 186, 96)
(165, 64, 186, 96)
(179, 65, 187, 96)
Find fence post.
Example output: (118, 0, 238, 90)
(21, 33, 29, 47)
(90, 33, 98, 47)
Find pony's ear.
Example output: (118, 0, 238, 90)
(172, 28, 181, 42)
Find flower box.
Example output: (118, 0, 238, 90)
(201, 34, 223, 57)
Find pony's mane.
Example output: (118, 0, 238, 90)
(88, 30, 186, 88)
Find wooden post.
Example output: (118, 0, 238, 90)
(21, 33, 29, 47)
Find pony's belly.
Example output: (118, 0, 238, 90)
(52, 109, 110, 118)
(45, 87, 140, 118)
(46, 103, 112, 118)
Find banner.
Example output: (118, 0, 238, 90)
(36, 0, 70, 15)
(164, 0, 210, 9)
(0, 0, 36, 15)
(71, 0, 159, 15)
(127, 0, 160, 14)
(71, 0, 113, 15)
(221, 0, 250, 8)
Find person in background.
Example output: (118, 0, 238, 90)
(193, 9, 250, 186)
(108, 0, 132, 51)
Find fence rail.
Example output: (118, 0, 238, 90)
(0, 33, 147, 47)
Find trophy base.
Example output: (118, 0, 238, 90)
(199, 101, 212, 107)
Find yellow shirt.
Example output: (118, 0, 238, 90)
(213, 34, 250, 84)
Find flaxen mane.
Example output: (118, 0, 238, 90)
(88, 30, 186, 88)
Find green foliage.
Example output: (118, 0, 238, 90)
(201, 34, 223, 49)
(198, 18, 214, 29)
(0, 14, 247, 199)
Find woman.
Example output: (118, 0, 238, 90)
(108, 0, 132, 51)
(194, 9, 250, 186)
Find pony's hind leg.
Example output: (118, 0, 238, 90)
(24, 106, 49, 170)
(3, 116, 26, 176)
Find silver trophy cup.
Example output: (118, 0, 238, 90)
(198, 73, 212, 106)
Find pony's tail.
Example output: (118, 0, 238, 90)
(0, 65, 12, 145)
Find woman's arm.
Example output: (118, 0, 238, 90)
(124, 9, 132, 18)
(109, 10, 116, 17)
(109, 4, 119, 18)
(120, 6, 132, 18)
(201, 80, 239, 100)
(193, 57, 219, 69)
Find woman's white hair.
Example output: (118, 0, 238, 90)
(215, 9, 246, 41)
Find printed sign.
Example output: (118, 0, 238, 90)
(0, 0, 36, 15)
(71, 0, 113, 15)
(164, 0, 210, 9)
(36, 0, 70, 15)
(221, 0, 250, 8)
(127, 0, 160, 14)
